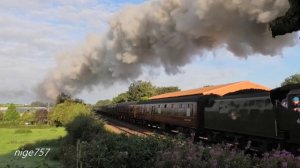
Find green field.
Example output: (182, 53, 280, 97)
(0, 127, 66, 168)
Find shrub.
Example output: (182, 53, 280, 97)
(60, 114, 173, 168)
(63, 115, 105, 145)
(21, 138, 63, 161)
(154, 141, 255, 168)
(49, 100, 90, 126)
(4, 104, 19, 121)
(59, 115, 300, 168)
(60, 115, 106, 167)
(258, 150, 300, 168)
(18, 111, 35, 125)
(14, 128, 32, 134)
(78, 134, 173, 168)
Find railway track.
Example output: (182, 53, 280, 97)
(101, 116, 154, 137)
(98, 115, 283, 156)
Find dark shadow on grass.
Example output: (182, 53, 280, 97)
(0, 138, 64, 168)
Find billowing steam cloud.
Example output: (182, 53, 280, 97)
(38, 0, 297, 100)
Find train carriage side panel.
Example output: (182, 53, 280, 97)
(204, 93, 280, 139)
(140, 95, 209, 129)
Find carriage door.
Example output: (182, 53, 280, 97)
(186, 103, 191, 117)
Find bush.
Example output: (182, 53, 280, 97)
(14, 128, 32, 134)
(154, 141, 255, 168)
(154, 140, 300, 168)
(49, 100, 91, 126)
(60, 115, 106, 167)
(21, 138, 63, 161)
(0, 121, 19, 127)
(60, 114, 173, 168)
(258, 150, 300, 168)
(59, 115, 300, 168)
(78, 134, 173, 168)
(63, 115, 105, 145)
(4, 104, 19, 121)
(18, 111, 35, 125)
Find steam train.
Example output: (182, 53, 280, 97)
(97, 84, 300, 151)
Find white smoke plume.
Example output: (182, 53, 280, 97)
(38, 0, 297, 100)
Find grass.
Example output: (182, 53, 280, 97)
(0, 127, 66, 168)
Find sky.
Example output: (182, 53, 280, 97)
(0, 0, 299, 104)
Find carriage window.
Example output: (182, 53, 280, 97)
(249, 100, 255, 106)
(229, 101, 238, 108)
(171, 104, 174, 108)
(265, 99, 271, 105)
(255, 100, 264, 108)
(164, 104, 167, 108)
(179, 104, 182, 108)
(219, 101, 228, 113)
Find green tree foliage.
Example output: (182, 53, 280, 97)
(19, 111, 35, 124)
(50, 100, 90, 126)
(155, 86, 180, 95)
(64, 115, 104, 145)
(0, 111, 3, 121)
(281, 73, 300, 86)
(112, 93, 129, 103)
(95, 99, 113, 107)
(36, 109, 48, 124)
(95, 81, 180, 104)
(4, 104, 19, 121)
(127, 80, 156, 101)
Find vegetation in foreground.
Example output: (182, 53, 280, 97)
(0, 127, 66, 168)
(0, 127, 66, 155)
(58, 115, 300, 168)
(1, 113, 300, 168)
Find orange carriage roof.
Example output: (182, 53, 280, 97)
(150, 81, 271, 100)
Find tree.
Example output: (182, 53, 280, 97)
(108, 80, 181, 103)
(127, 81, 156, 101)
(281, 73, 300, 86)
(4, 104, 20, 122)
(19, 111, 35, 124)
(49, 100, 90, 126)
(0, 111, 3, 121)
(155, 86, 180, 95)
(95, 99, 113, 107)
(36, 109, 48, 124)
(112, 93, 129, 103)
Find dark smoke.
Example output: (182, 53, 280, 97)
(38, 0, 297, 100)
